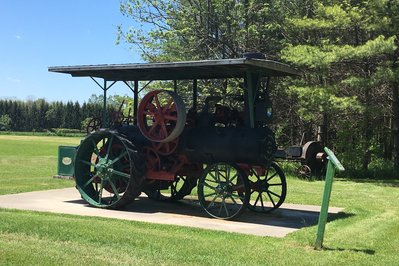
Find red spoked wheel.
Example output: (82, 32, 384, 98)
(152, 138, 179, 155)
(138, 90, 186, 143)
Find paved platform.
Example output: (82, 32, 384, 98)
(0, 188, 343, 237)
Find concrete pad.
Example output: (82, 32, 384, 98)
(0, 188, 343, 237)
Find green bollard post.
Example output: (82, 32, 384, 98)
(315, 147, 345, 250)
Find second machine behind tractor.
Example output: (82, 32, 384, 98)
(49, 55, 300, 220)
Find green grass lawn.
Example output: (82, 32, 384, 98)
(0, 134, 398, 265)
(0, 135, 80, 194)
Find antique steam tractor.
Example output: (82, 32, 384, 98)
(49, 56, 300, 220)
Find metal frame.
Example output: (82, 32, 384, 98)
(50, 58, 300, 128)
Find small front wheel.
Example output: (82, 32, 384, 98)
(247, 162, 286, 213)
(198, 163, 249, 220)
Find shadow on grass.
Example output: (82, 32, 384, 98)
(322, 246, 375, 255)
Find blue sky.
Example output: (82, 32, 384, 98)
(0, 1, 143, 103)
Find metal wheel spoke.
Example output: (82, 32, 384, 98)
(108, 179, 121, 200)
(208, 172, 217, 182)
(92, 140, 101, 158)
(148, 121, 159, 135)
(204, 192, 217, 198)
(266, 191, 276, 207)
(223, 199, 229, 217)
(160, 123, 168, 138)
(260, 193, 265, 210)
(83, 174, 98, 188)
(109, 151, 128, 165)
(229, 194, 238, 205)
(206, 195, 219, 210)
(80, 160, 95, 167)
(154, 94, 162, 109)
(268, 190, 282, 199)
(105, 135, 114, 161)
(205, 178, 217, 184)
(98, 180, 104, 204)
(218, 171, 226, 180)
(226, 165, 231, 180)
(202, 182, 216, 190)
(111, 193, 118, 204)
(163, 97, 174, 112)
(218, 201, 224, 216)
(269, 183, 282, 186)
(230, 193, 244, 201)
(229, 173, 238, 185)
(112, 170, 131, 179)
(266, 172, 278, 182)
(254, 193, 261, 206)
(215, 166, 220, 182)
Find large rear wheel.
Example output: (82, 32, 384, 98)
(74, 129, 145, 209)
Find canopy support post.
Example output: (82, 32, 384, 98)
(90, 77, 117, 127)
(174, 80, 177, 93)
(193, 79, 198, 110)
(134, 80, 139, 125)
(245, 72, 259, 128)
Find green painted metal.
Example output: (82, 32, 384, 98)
(75, 131, 134, 208)
(315, 147, 345, 249)
(57, 146, 77, 176)
(198, 163, 250, 220)
(103, 80, 107, 127)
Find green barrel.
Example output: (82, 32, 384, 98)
(57, 146, 77, 177)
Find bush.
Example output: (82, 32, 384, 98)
(340, 158, 399, 179)
(0, 114, 11, 131)
(49, 128, 85, 137)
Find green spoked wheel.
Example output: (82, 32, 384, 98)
(247, 162, 287, 213)
(74, 129, 145, 209)
(198, 163, 249, 220)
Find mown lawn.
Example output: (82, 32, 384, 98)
(0, 135, 80, 195)
(0, 134, 398, 265)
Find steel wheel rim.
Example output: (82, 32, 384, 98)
(198, 163, 249, 220)
(75, 131, 132, 208)
(247, 162, 286, 213)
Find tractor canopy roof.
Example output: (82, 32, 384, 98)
(48, 58, 300, 81)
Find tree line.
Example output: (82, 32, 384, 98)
(0, 98, 104, 132)
(117, 0, 399, 171)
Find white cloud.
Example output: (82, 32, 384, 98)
(7, 77, 21, 83)
(15, 35, 22, 40)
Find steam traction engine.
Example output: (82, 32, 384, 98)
(49, 57, 300, 220)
